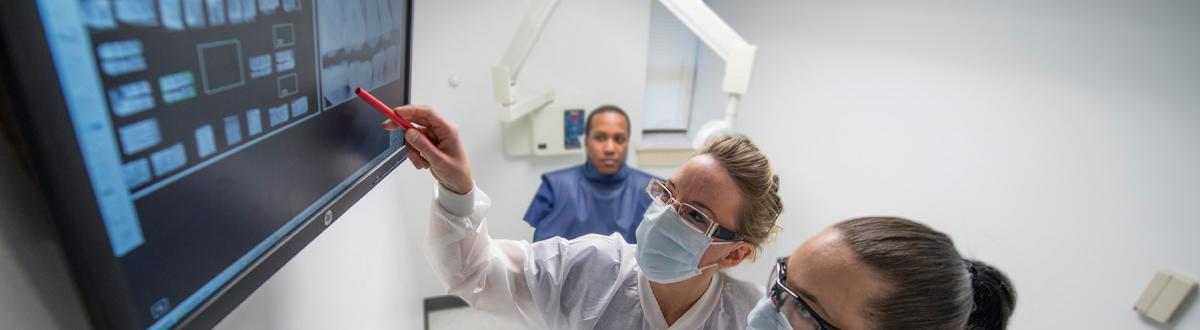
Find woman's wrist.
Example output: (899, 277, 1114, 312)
(436, 183, 475, 217)
(435, 172, 472, 195)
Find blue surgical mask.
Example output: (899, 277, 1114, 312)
(747, 297, 791, 330)
(634, 201, 724, 283)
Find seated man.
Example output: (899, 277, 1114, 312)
(522, 105, 659, 243)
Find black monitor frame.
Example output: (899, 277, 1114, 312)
(0, 1, 413, 329)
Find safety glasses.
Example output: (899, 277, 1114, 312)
(768, 257, 841, 330)
(645, 179, 740, 241)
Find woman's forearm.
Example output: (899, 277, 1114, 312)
(423, 185, 547, 329)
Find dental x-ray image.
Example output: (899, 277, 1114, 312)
(317, 0, 408, 109)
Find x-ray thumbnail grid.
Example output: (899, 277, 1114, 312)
(81, 0, 303, 30)
(48, 0, 403, 328)
(83, 0, 317, 198)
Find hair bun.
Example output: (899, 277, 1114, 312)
(964, 259, 1017, 330)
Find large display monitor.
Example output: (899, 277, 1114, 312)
(0, 0, 412, 328)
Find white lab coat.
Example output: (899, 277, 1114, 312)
(425, 185, 761, 329)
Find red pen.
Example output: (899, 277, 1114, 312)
(355, 87, 433, 142)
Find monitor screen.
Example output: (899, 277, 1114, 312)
(0, 0, 411, 328)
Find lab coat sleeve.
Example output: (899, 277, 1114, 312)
(424, 185, 634, 330)
(424, 184, 549, 328)
(522, 178, 554, 227)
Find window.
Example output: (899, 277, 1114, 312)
(643, 1, 699, 132)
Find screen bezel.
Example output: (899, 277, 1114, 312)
(0, 0, 414, 328)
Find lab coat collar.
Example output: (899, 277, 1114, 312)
(638, 271, 723, 329)
(583, 159, 629, 184)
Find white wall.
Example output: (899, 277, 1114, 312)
(692, 0, 1200, 329)
(216, 0, 652, 328)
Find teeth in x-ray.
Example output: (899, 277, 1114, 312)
(274, 49, 295, 72)
(371, 51, 387, 88)
(290, 96, 309, 117)
(356, 61, 372, 92)
(227, 0, 244, 24)
(159, 0, 185, 31)
(382, 46, 395, 84)
(349, 61, 372, 103)
(318, 0, 406, 108)
(258, 0, 280, 14)
(122, 159, 153, 189)
(226, 0, 257, 24)
(282, 0, 300, 12)
(183, 0, 205, 28)
(206, 0, 225, 26)
(389, 0, 404, 31)
(377, 0, 392, 41)
(115, 0, 160, 27)
(246, 109, 263, 136)
(118, 118, 162, 156)
(343, 0, 366, 54)
(320, 0, 395, 57)
(321, 46, 404, 107)
(195, 124, 217, 158)
(363, 0, 380, 48)
(166, 0, 285, 29)
(389, 45, 402, 82)
(249, 54, 272, 78)
(98, 39, 147, 76)
(108, 80, 155, 117)
(316, 0, 335, 56)
(82, 0, 117, 29)
(224, 115, 243, 146)
(321, 62, 348, 107)
(243, 0, 257, 21)
(268, 104, 289, 127)
(150, 143, 186, 176)
(159, 71, 197, 104)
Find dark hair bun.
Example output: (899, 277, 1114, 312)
(965, 259, 1017, 330)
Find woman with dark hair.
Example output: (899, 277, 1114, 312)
(748, 217, 1016, 330)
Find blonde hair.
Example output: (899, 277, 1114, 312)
(697, 135, 783, 254)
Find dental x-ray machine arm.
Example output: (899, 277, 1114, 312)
(492, 0, 756, 154)
(657, 0, 757, 148)
(492, 0, 560, 123)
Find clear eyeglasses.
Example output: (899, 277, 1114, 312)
(644, 178, 740, 242)
(767, 257, 841, 330)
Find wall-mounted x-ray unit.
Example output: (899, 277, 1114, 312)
(492, 0, 757, 156)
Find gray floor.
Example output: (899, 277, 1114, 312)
(428, 307, 526, 330)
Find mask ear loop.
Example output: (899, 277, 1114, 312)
(698, 241, 743, 271)
(698, 262, 722, 272)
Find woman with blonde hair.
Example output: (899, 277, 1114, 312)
(383, 105, 783, 329)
